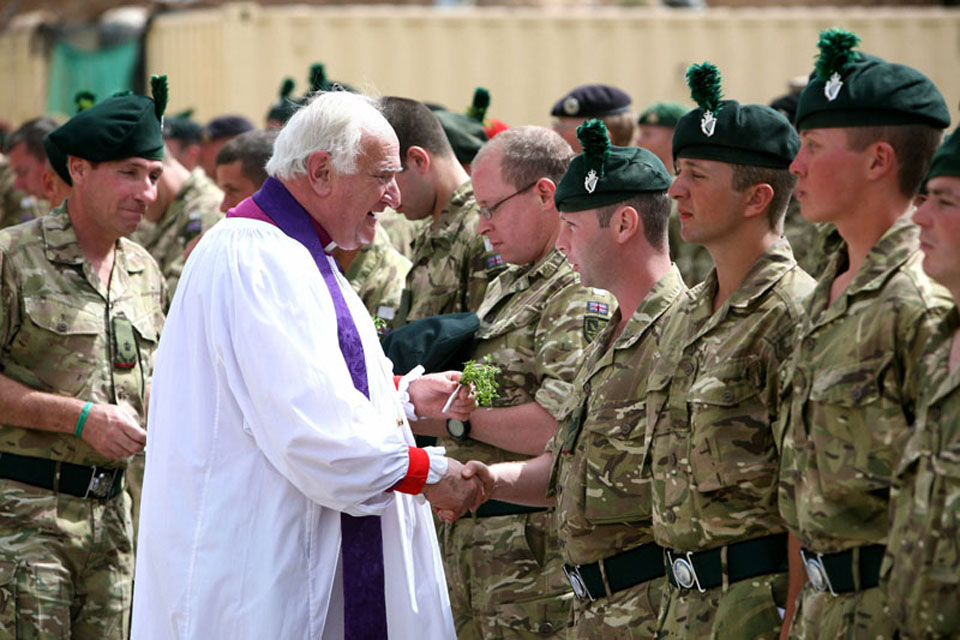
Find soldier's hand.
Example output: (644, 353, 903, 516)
(408, 372, 475, 421)
(461, 460, 496, 503)
(79, 403, 147, 460)
(424, 458, 485, 522)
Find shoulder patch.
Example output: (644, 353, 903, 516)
(586, 300, 609, 315)
(583, 315, 608, 342)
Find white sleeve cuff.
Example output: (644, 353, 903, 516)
(423, 446, 448, 485)
(397, 365, 426, 422)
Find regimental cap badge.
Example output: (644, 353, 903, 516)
(576, 119, 611, 195)
(584, 169, 598, 193)
(563, 96, 580, 116)
(647, 111, 659, 125)
(686, 62, 724, 138)
(815, 28, 862, 103)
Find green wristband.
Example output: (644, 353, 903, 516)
(74, 401, 93, 438)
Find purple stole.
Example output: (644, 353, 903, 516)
(228, 178, 389, 639)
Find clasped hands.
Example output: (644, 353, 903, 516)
(406, 371, 494, 521)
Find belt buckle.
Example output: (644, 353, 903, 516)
(800, 549, 836, 596)
(85, 467, 117, 499)
(667, 550, 705, 593)
(562, 564, 595, 602)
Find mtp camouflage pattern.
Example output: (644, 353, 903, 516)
(377, 207, 425, 261)
(343, 223, 411, 323)
(131, 167, 222, 296)
(777, 216, 953, 639)
(884, 309, 960, 639)
(0, 159, 47, 230)
(440, 248, 615, 639)
(392, 181, 505, 327)
(546, 265, 685, 639)
(647, 241, 814, 637)
(0, 204, 165, 638)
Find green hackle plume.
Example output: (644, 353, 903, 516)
(686, 62, 723, 115)
(74, 91, 96, 113)
(309, 63, 327, 92)
(815, 28, 861, 82)
(577, 119, 611, 178)
(173, 107, 194, 120)
(279, 77, 295, 99)
(150, 74, 168, 118)
(111, 89, 133, 98)
(467, 87, 490, 122)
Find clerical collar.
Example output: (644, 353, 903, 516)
(251, 176, 338, 254)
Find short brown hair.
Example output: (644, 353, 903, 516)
(602, 112, 637, 147)
(845, 124, 943, 198)
(595, 191, 671, 251)
(730, 164, 797, 231)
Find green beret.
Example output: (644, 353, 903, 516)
(555, 120, 671, 213)
(45, 75, 168, 186)
(673, 63, 799, 169)
(434, 110, 487, 164)
(638, 102, 688, 128)
(927, 129, 960, 181)
(266, 78, 302, 125)
(380, 312, 480, 375)
(796, 28, 949, 131)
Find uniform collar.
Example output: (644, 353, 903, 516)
(42, 202, 145, 273)
(614, 264, 686, 351)
(428, 180, 476, 240)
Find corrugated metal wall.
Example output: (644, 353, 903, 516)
(2, 4, 958, 128)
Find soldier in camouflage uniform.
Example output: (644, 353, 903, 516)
(338, 223, 411, 322)
(132, 149, 223, 295)
(454, 122, 682, 640)
(0, 80, 168, 638)
(2, 118, 65, 227)
(884, 128, 960, 639)
(0, 158, 39, 230)
(646, 64, 815, 639)
(377, 206, 424, 260)
(776, 31, 954, 639)
(418, 126, 614, 638)
(380, 97, 504, 328)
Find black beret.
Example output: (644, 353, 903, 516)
(555, 120, 671, 212)
(550, 84, 632, 119)
(796, 29, 949, 131)
(203, 115, 254, 142)
(163, 116, 203, 143)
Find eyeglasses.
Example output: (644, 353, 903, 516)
(478, 181, 538, 220)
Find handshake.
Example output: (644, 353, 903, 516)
(423, 459, 494, 522)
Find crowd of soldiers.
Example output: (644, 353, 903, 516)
(0, 25, 957, 640)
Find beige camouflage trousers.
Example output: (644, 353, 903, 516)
(788, 584, 892, 640)
(0, 478, 134, 639)
(656, 572, 787, 639)
(441, 510, 573, 639)
(571, 577, 663, 639)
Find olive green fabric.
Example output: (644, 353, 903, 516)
(672, 100, 799, 169)
(435, 110, 487, 165)
(638, 102, 688, 128)
(927, 128, 960, 181)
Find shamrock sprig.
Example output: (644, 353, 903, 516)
(460, 355, 501, 407)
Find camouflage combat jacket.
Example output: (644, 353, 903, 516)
(0, 160, 47, 230)
(778, 217, 953, 553)
(133, 168, 222, 295)
(547, 266, 686, 566)
(668, 204, 713, 287)
(440, 249, 615, 467)
(884, 307, 960, 637)
(393, 181, 504, 327)
(649, 240, 815, 552)
(377, 207, 424, 261)
(0, 205, 166, 468)
(345, 224, 411, 321)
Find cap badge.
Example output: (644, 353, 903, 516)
(647, 112, 659, 125)
(824, 72, 843, 102)
(584, 169, 598, 194)
(563, 96, 580, 116)
(700, 110, 717, 137)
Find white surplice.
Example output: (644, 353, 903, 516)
(131, 218, 454, 639)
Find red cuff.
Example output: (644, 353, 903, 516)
(393, 375, 402, 390)
(388, 446, 431, 495)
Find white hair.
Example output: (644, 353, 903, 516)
(265, 91, 390, 180)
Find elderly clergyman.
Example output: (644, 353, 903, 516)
(132, 92, 482, 639)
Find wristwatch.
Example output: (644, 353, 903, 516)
(446, 419, 471, 441)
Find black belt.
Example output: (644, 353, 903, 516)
(666, 533, 788, 591)
(800, 544, 885, 594)
(0, 451, 123, 500)
(563, 542, 665, 601)
(471, 499, 547, 518)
